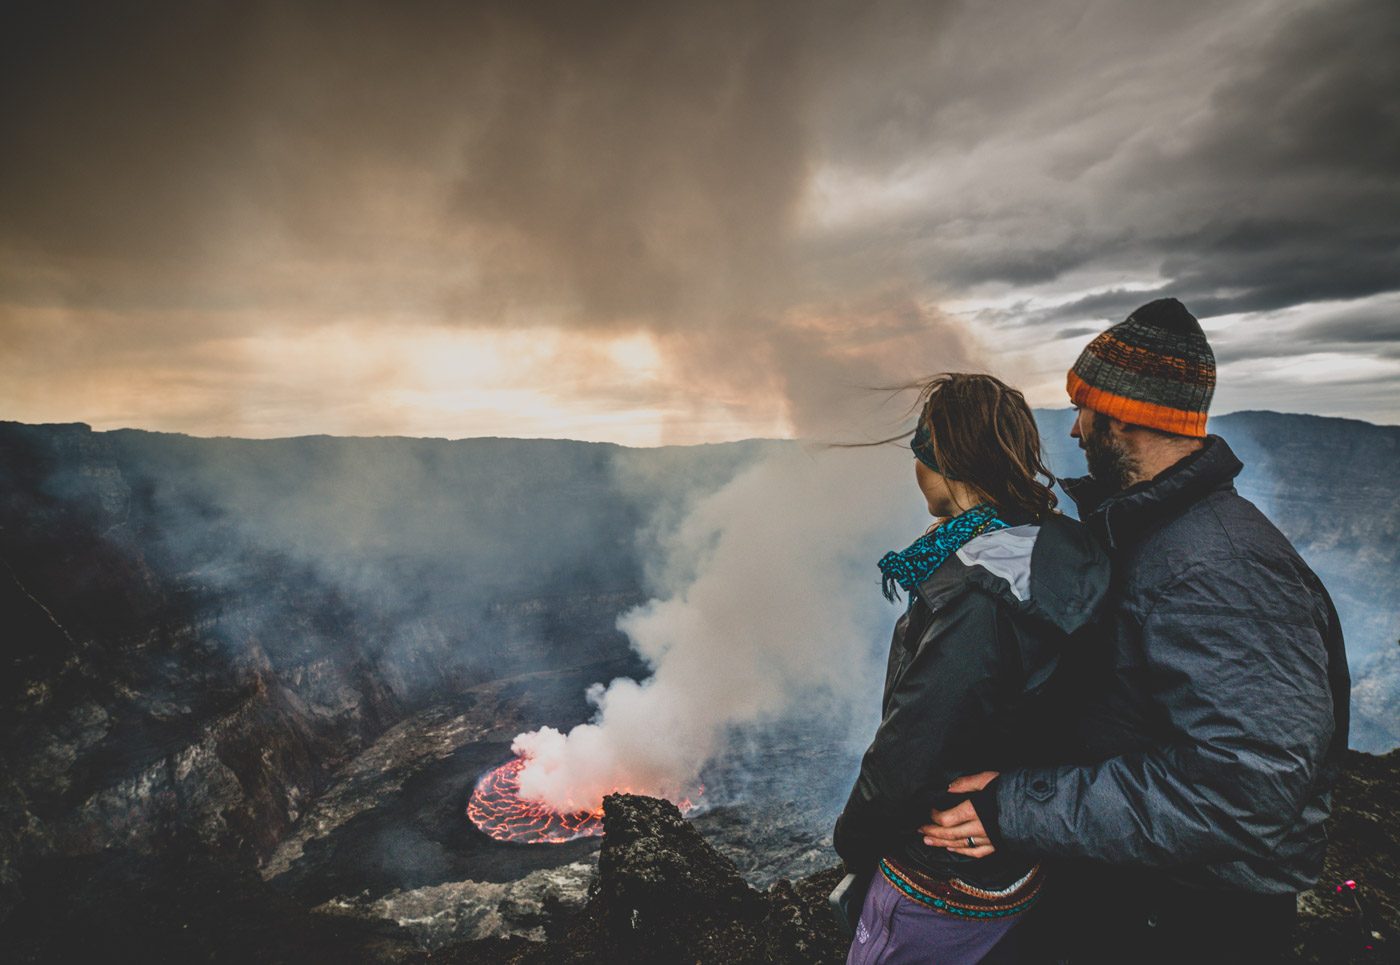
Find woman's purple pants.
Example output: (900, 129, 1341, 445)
(846, 873, 1027, 965)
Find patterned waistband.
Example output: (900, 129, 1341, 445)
(879, 857, 1044, 920)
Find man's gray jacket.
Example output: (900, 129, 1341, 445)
(986, 435, 1350, 893)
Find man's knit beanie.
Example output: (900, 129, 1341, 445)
(1067, 297, 1215, 437)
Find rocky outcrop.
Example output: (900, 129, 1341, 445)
(450, 794, 847, 964)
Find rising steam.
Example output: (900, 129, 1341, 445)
(512, 442, 924, 812)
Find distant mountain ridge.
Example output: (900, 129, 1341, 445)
(4, 409, 1395, 748)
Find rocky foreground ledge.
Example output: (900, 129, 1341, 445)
(438, 750, 1398, 965)
(440, 793, 845, 964)
(5, 751, 1395, 962)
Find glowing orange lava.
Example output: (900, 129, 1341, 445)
(467, 758, 603, 844)
(466, 757, 701, 845)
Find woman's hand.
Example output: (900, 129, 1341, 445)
(918, 770, 1000, 858)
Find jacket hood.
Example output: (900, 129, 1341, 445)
(1062, 435, 1244, 550)
(926, 512, 1110, 637)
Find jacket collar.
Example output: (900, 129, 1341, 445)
(1061, 434, 1244, 551)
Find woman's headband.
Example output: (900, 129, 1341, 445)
(910, 421, 958, 480)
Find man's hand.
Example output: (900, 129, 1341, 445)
(918, 770, 999, 858)
(946, 770, 999, 794)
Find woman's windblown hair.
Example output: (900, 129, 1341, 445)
(912, 373, 1058, 520)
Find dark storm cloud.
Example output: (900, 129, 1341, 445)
(0, 0, 942, 322)
(0, 0, 981, 436)
(937, 0, 1400, 329)
(1023, 286, 1399, 371)
(1, 0, 1396, 431)
(1054, 326, 1100, 340)
(1210, 293, 1400, 364)
(1121, 0, 1400, 319)
(1034, 289, 1169, 328)
(1, 1, 258, 264)
(1299, 311, 1400, 345)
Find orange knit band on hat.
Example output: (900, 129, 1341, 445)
(1067, 370, 1210, 437)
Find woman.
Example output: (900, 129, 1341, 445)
(834, 373, 1110, 965)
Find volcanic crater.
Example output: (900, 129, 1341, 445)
(4, 418, 1398, 962)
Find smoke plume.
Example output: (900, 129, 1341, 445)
(513, 442, 924, 811)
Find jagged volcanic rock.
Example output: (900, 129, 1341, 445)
(587, 794, 767, 961)
(447, 793, 847, 964)
(314, 860, 594, 949)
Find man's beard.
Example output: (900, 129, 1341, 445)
(1083, 415, 1138, 491)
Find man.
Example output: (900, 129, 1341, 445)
(919, 298, 1350, 963)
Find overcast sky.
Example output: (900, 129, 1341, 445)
(2, 0, 1397, 444)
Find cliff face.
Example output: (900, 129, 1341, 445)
(1, 422, 400, 908)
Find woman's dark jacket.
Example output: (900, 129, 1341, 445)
(832, 510, 1110, 888)
(984, 436, 1350, 895)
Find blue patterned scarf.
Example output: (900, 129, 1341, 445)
(878, 503, 1008, 604)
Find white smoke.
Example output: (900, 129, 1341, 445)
(511, 443, 925, 812)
